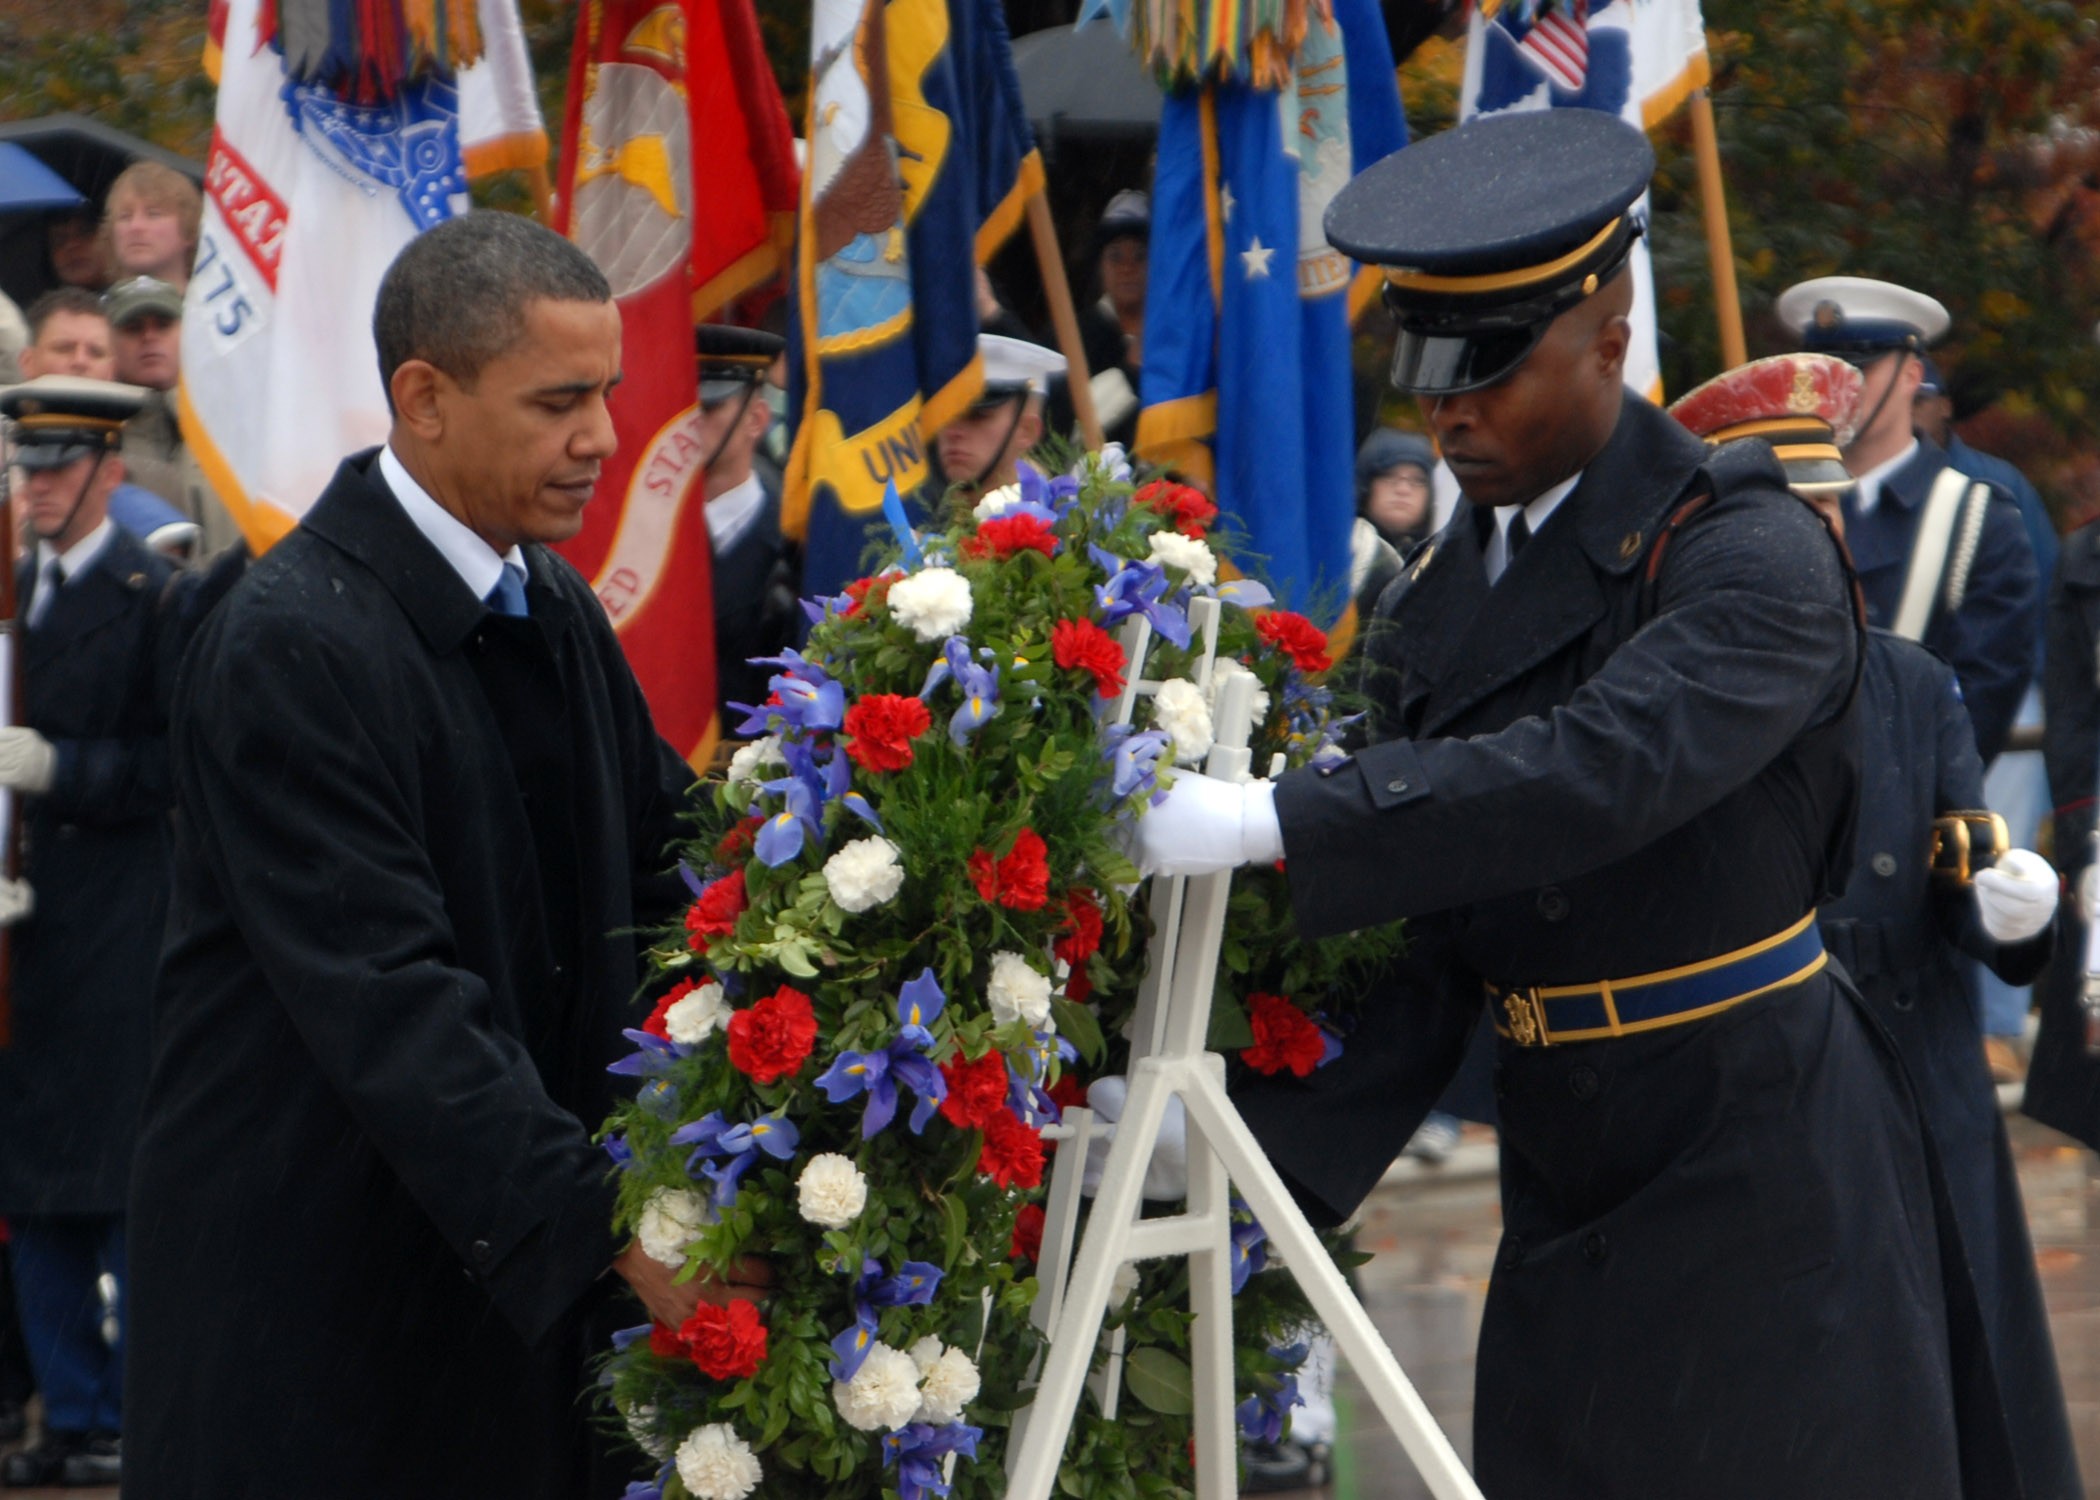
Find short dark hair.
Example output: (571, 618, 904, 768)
(24, 286, 108, 342)
(372, 211, 611, 410)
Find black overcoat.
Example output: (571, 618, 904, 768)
(1822, 630, 2076, 1499)
(1237, 397, 2015, 1498)
(711, 479, 799, 718)
(124, 452, 692, 1499)
(0, 527, 174, 1216)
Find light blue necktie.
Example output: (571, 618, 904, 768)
(485, 565, 528, 618)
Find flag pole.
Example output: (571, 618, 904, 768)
(1687, 87, 1746, 369)
(1025, 191, 1106, 449)
(527, 163, 556, 227)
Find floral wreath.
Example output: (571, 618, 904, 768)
(601, 450, 1405, 1500)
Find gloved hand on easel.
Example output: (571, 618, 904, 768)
(1128, 771, 1284, 879)
(1079, 1076, 1190, 1202)
(0, 728, 55, 795)
(1974, 848, 2058, 944)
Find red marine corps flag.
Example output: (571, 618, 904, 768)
(554, 0, 799, 767)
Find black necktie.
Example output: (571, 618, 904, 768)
(29, 558, 63, 628)
(1506, 510, 1532, 563)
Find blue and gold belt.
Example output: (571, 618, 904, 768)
(1488, 912, 1827, 1048)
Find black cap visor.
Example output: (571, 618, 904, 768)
(13, 441, 99, 472)
(1389, 321, 1552, 396)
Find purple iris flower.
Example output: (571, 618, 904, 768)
(604, 1135, 634, 1170)
(1230, 1209, 1270, 1295)
(754, 650, 848, 733)
(1216, 577, 1275, 609)
(1092, 557, 1192, 648)
(829, 1301, 882, 1381)
(753, 776, 822, 867)
(1235, 1374, 1302, 1444)
(607, 1028, 679, 1078)
(883, 1422, 983, 1500)
(896, 968, 946, 1049)
(609, 1323, 653, 1351)
(620, 1482, 665, 1500)
(1103, 725, 1170, 802)
(671, 1111, 798, 1207)
(816, 1042, 948, 1138)
(1009, 1028, 1078, 1124)
(868, 1258, 945, 1307)
(819, 739, 884, 830)
(1016, 458, 1080, 515)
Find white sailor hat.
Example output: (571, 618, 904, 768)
(971, 334, 1066, 408)
(1775, 276, 1951, 360)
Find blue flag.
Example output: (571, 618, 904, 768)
(784, 0, 1044, 601)
(1134, 1, 1404, 620)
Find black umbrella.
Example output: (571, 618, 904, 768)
(0, 114, 202, 310)
(1012, 20, 1162, 144)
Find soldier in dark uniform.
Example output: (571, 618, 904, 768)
(696, 326, 798, 720)
(1775, 276, 2038, 763)
(932, 333, 1066, 501)
(0, 375, 176, 1488)
(1672, 354, 2080, 1500)
(1133, 110, 2020, 1497)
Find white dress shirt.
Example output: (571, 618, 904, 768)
(705, 473, 768, 555)
(27, 518, 115, 627)
(1849, 438, 1917, 516)
(379, 446, 526, 601)
(1483, 472, 1582, 584)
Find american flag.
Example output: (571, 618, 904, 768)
(1506, 0, 1590, 92)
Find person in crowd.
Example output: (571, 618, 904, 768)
(1776, 276, 2038, 763)
(1913, 355, 2061, 1082)
(1069, 189, 1148, 446)
(1355, 428, 1436, 554)
(1672, 352, 2080, 1500)
(101, 276, 240, 563)
(45, 210, 109, 295)
(1137, 108, 2020, 1496)
(0, 294, 25, 387)
(933, 333, 1067, 499)
(123, 212, 725, 1499)
(18, 289, 201, 560)
(0, 376, 179, 1489)
(696, 324, 798, 719)
(99, 163, 200, 291)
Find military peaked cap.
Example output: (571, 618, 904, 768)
(1775, 276, 1950, 360)
(1668, 354, 1863, 496)
(1, 375, 146, 471)
(696, 324, 785, 404)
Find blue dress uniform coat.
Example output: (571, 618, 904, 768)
(2025, 521, 2100, 1148)
(711, 478, 799, 718)
(0, 527, 175, 1217)
(124, 453, 693, 1500)
(1843, 437, 2038, 761)
(1234, 397, 2017, 1499)
(1822, 631, 2077, 1500)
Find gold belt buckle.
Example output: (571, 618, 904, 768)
(1499, 985, 1551, 1047)
(1929, 810, 2009, 884)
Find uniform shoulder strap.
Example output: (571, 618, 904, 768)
(1891, 465, 1974, 640)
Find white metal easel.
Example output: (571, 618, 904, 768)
(1005, 600, 1482, 1500)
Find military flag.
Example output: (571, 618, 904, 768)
(553, 0, 801, 767)
(1463, 0, 1710, 400)
(182, 0, 547, 551)
(1133, 0, 1405, 619)
(782, 0, 1047, 602)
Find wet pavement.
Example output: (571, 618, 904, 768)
(1314, 1113, 2100, 1499)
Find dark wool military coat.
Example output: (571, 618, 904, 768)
(0, 527, 175, 1217)
(1237, 397, 2018, 1499)
(1823, 631, 2077, 1500)
(711, 476, 799, 718)
(125, 452, 692, 1499)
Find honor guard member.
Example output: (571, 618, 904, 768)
(932, 334, 1066, 499)
(0, 376, 178, 1488)
(1777, 276, 2038, 762)
(1673, 355, 2081, 1500)
(1133, 110, 2020, 1498)
(696, 325, 798, 720)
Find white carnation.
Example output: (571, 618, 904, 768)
(972, 483, 1024, 520)
(913, 1344, 982, 1425)
(1111, 1262, 1142, 1309)
(675, 1422, 762, 1500)
(1250, 687, 1272, 724)
(825, 836, 905, 914)
(987, 951, 1053, 1029)
(1146, 529, 1217, 587)
(636, 1186, 710, 1268)
(833, 1342, 925, 1432)
(1152, 677, 1214, 764)
(725, 735, 785, 788)
(622, 1401, 672, 1461)
(664, 980, 730, 1047)
(886, 566, 974, 643)
(797, 1152, 869, 1229)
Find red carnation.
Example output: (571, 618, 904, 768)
(968, 827, 1051, 911)
(940, 1051, 1011, 1129)
(843, 693, 932, 774)
(649, 1321, 686, 1360)
(643, 978, 699, 1040)
(1051, 617, 1128, 699)
(1135, 479, 1218, 537)
(685, 869, 747, 949)
(677, 1299, 769, 1381)
(1254, 611, 1333, 676)
(1053, 889, 1104, 967)
(967, 513, 1058, 560)
(978, 1108, 1047, 1189)
(1011, 1203, 1047, 1264)
(726, 984, 818, 1084)
(714, 816, 761, 864)
(1241, 992, 1326, 1078)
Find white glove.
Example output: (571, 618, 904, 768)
(2080, 864, 2100, 924)
(0, 878, 33, 927)
(0, 728, 54, 794)
(1974, 848, 2058, 944)
(1129, 772, 1284, 879)
(1080, 1076, 1190, 1201)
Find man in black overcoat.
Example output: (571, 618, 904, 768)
(124, 214, 723, 1498)
(1137, 112, 2020, 1497)
(0, 375, 173, 1488)
(696, 326, 798, 720)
